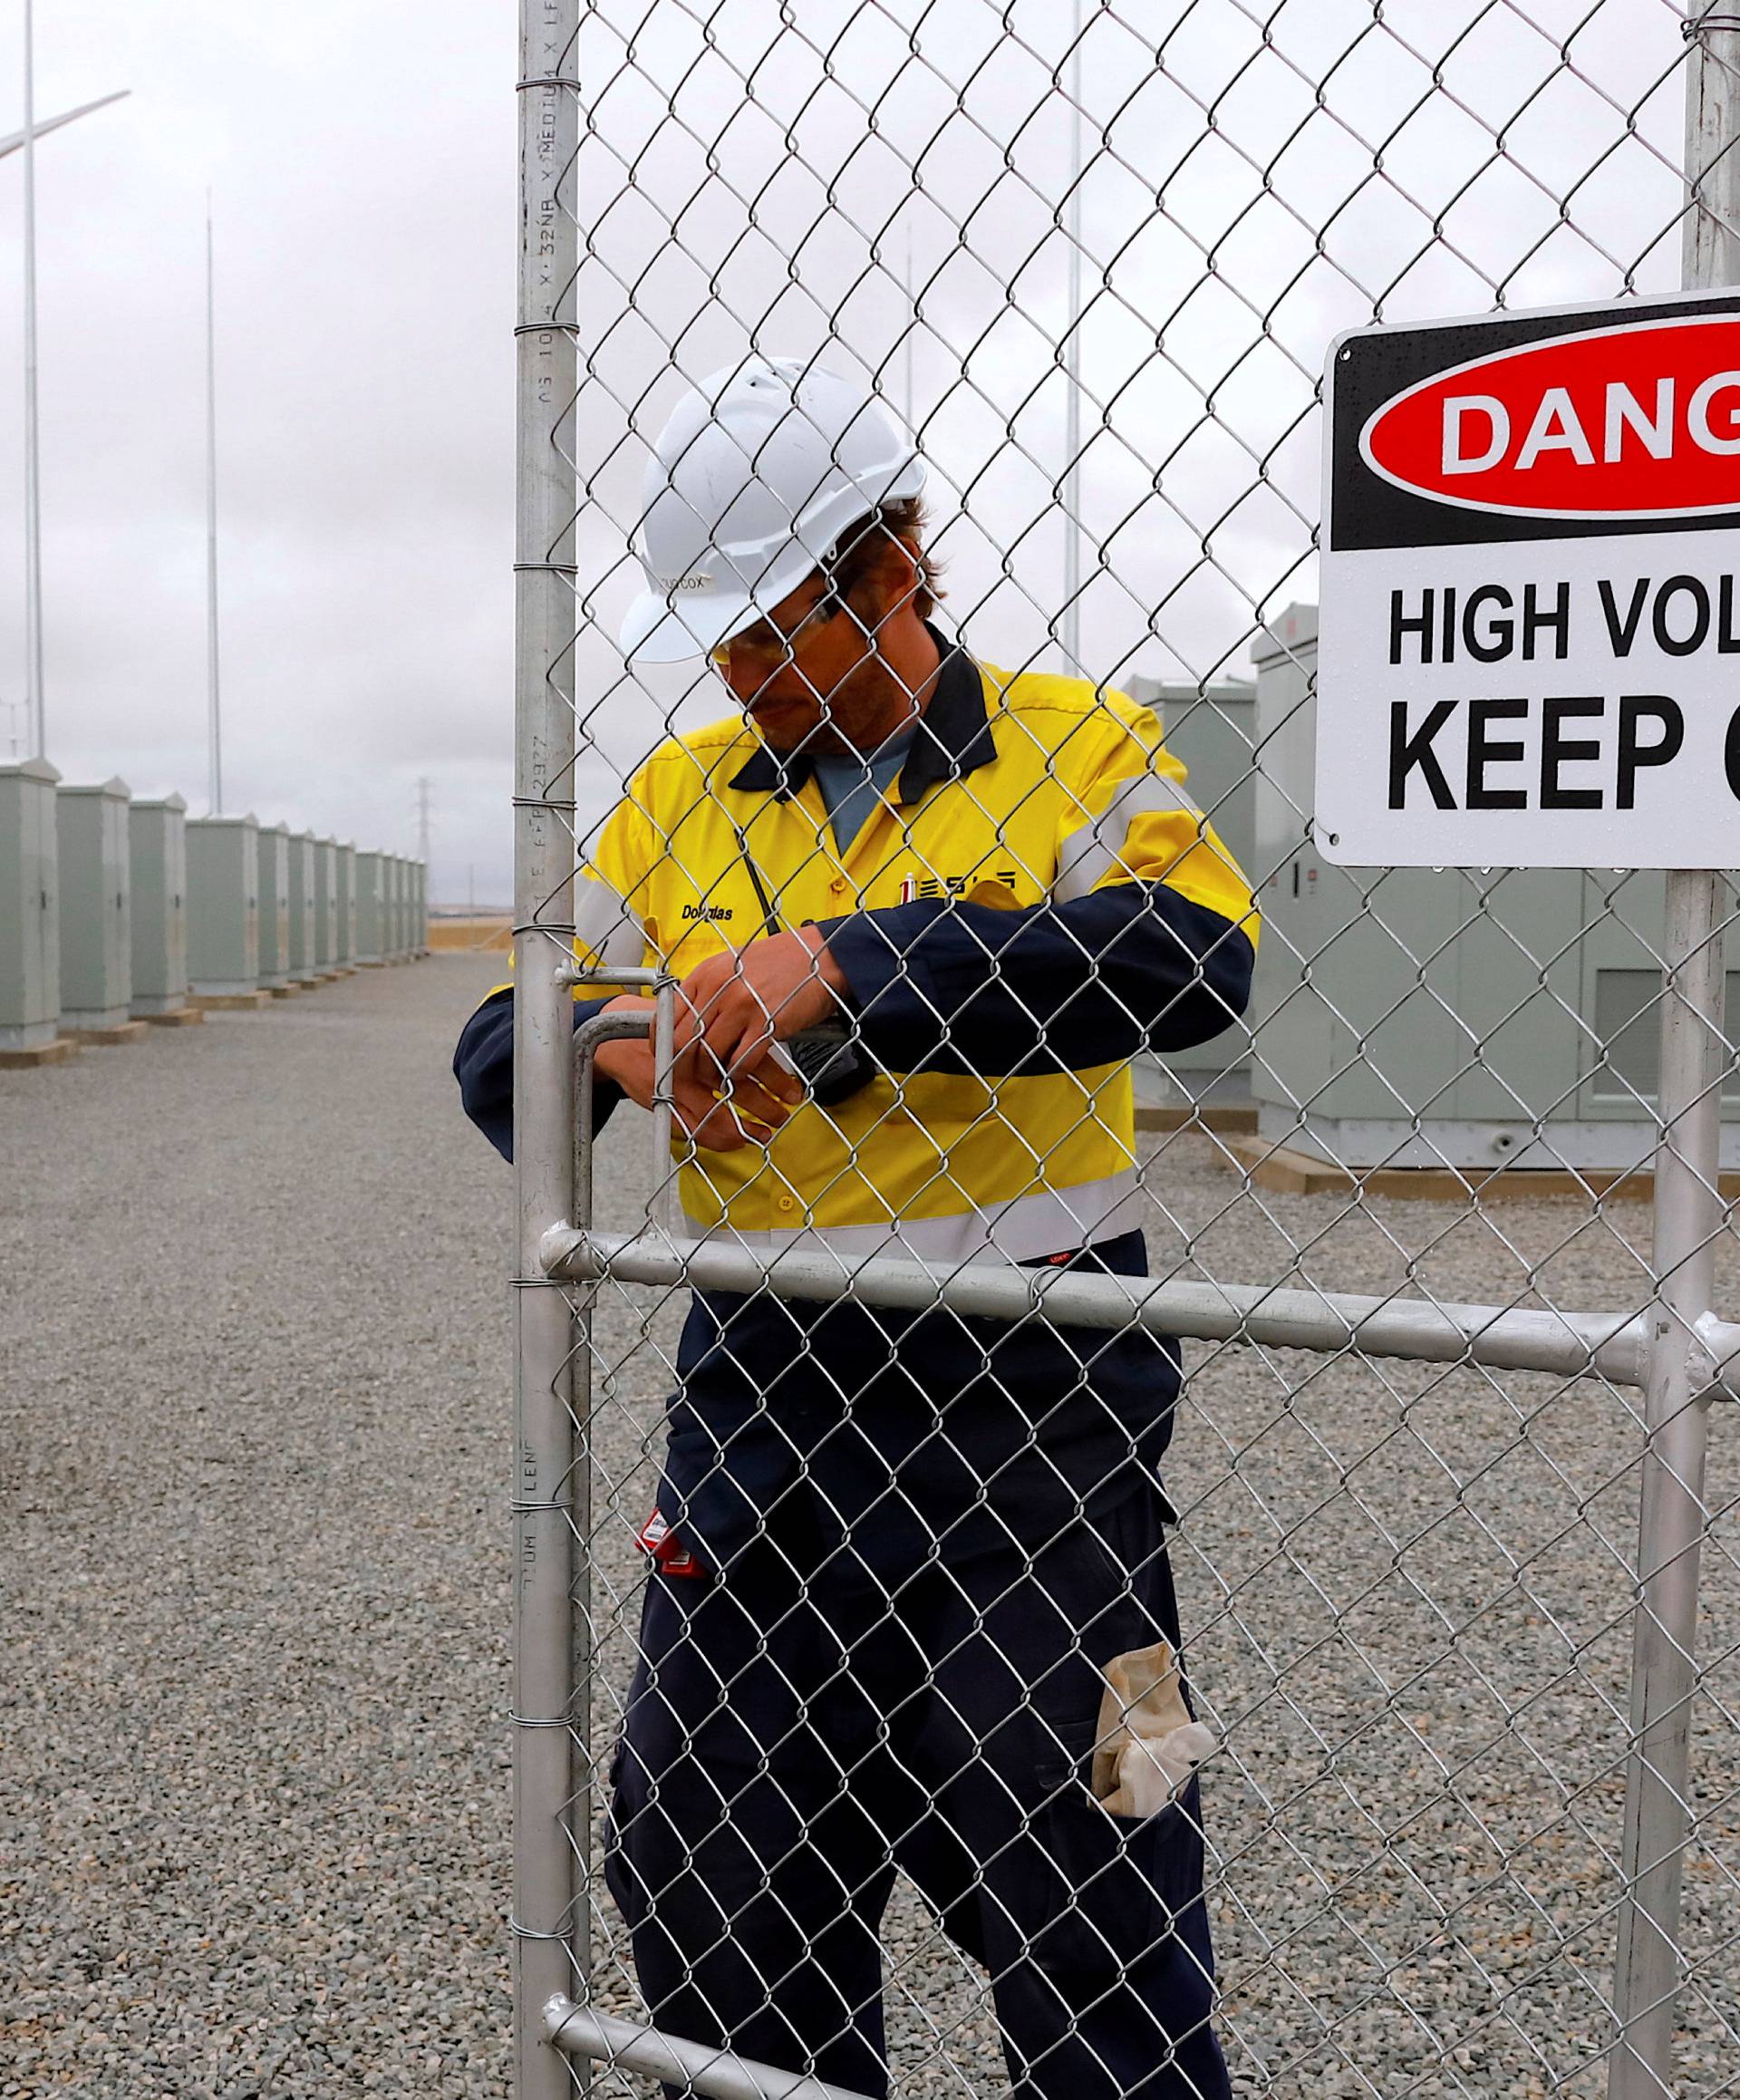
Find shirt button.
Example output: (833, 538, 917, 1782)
(778, 1195, 797, 1213)
(828, 877, 848, 895)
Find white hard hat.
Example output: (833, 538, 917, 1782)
(619, 355, 926, 664)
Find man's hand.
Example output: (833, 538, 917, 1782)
(593, 993, 804, 1152)
(673, 926, 851, 1089)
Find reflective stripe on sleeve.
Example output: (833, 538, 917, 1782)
(574, 869, 647, 970)
(1052, 772, 1203, 903)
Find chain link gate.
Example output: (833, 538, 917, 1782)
(508, 5, 1740, 2096)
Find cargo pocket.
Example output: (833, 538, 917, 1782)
(601, 1732, 641, 1924)
(1020, 1717, 1205, 1981)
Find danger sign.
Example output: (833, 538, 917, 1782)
(1318, 288, 1740, 867)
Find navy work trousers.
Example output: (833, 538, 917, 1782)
(604, 1477, 1232, 2100)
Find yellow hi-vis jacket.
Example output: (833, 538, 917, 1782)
(551, 634, 1258, 1265)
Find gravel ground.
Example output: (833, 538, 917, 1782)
(4, 952, 1737, 2098)
(2, 959, 516, 2097)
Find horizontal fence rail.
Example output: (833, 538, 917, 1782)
(547, 1222, 1720, 1397)
(545, 1999, 883, 2100)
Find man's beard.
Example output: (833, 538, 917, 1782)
(763, 713, 857, 759)
(751, 659, 914, 758)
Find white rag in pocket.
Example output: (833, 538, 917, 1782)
(1090, 1639, 1218, 1818)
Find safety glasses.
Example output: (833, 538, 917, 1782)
(710, 585, 844, 671)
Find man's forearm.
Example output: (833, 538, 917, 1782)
(817, 885, 1254, 1078)
(452, 986, 625, 1163)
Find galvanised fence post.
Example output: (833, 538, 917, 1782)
(512, 0, 580, 2092)
(1606, 15, 1737, 2094)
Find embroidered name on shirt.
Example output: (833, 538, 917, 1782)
(682, 902, 734, 923)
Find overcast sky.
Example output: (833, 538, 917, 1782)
(0, 0, 1690, 902)
(0, 2, 512, 900)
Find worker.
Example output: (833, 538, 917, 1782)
(456, 354, 1258, 2100)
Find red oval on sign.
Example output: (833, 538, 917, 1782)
(1358, 313, 1740, 518)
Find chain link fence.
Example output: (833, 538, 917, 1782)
(506, 5, 1740, 2096)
